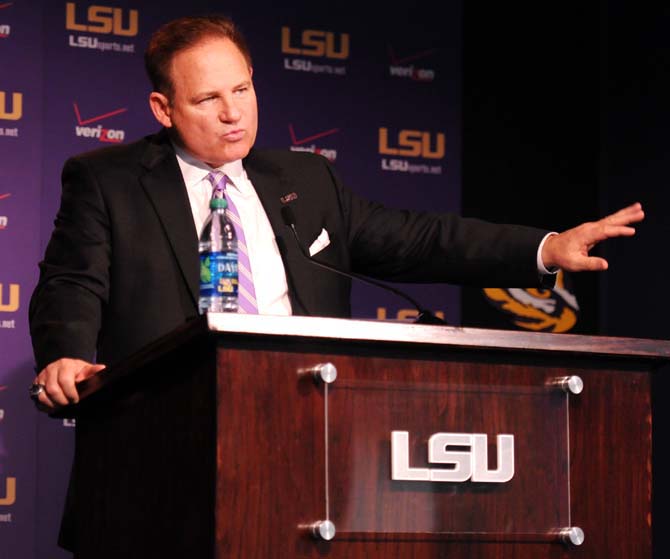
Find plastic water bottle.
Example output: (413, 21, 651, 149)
(198, 197, 238, 313)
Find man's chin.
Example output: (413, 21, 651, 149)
(203, 146, 252, 167)
(169, 131, 252, 166)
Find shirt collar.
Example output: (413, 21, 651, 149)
(173, 143, 247, 192)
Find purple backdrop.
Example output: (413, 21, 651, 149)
(1, 1, 44, 557)
(0, 2, 461, 556)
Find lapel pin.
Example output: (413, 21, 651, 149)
(280, 192, 298, 204)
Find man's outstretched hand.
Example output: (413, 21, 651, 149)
(542, 202, 644, 272)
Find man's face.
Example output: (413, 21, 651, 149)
(150, 37, 258, 167)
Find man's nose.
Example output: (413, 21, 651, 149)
(218, 99, 241, 123)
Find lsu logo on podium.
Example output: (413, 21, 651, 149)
(65, 2, 138, 37)
(0, 477, 16, 506)
(0, 283, 19, 312)
(391, 431, 515, 483)
(0, 91, 22, 121)
(378, 128, 445, 159)
(281, 27, 349, 59)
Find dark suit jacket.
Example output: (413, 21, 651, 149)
(30, 130, 550, 371)
(30, 130, 552, 551)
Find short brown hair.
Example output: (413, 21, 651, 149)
(145, 15, 252, 97)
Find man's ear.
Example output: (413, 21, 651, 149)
(149, 91, 172, 128)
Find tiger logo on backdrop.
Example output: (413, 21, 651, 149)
(483, 270, 579, 333)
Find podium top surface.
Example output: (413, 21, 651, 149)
(207, 313, 670, 360)
(56, 313, 669, 418)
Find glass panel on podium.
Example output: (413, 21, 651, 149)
(323, 370, 571, 539)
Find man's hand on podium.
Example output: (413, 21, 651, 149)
(541, 202, 644, 272)
(30, 358, 106, 412)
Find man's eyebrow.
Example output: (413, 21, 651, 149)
(191, 90, 220, 100)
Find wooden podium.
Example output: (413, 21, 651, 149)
(63, 314, 670, 559)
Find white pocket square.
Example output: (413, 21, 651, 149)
(309, 228, 330, 256)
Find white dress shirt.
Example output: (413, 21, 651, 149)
(174, 146, 292, 316)
(175, 145, 556, 317)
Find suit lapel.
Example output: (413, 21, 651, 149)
(244, 150, 312, 315)
(139, 133, 199, 307)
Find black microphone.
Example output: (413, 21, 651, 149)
(280, 205, 447, 326)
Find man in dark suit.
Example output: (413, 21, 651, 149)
(29, 15, 644, 414)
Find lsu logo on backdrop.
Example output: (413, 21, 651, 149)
(73, 102, 127, 143)
(0, 2, 12, 40)
(0, 91, 22, 121)
(282, 26, 348, 75)
(288, 123, 339, 162)
(387, 45, 437, 82)
(0, 476, 16, 507)
(0, 384, 16, 518)
(281, 27, 349, 58)
(0, 281, 19, 327)
(378, 127, 445, 175)
(0, 92, 21, 138)
(66, 2, 138, 53)
(483, 270, 579, 333)
(379, 128, 445, 158)
(0, 388, 16, 510)
(66, 2, 138, 35)
(0, 282, 19, 316)
(0, 192, 10, 231)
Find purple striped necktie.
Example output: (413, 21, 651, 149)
(206, 171, 258, 314)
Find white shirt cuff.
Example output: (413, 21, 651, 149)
(537, 232, 559, 275)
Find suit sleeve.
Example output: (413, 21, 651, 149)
(322, 160, 550, 287)
(29, 157, 111, 370)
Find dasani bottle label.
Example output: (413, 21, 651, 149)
(199, 251, 238, 298)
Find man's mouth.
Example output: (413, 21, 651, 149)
(223, 129, 245, 141)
